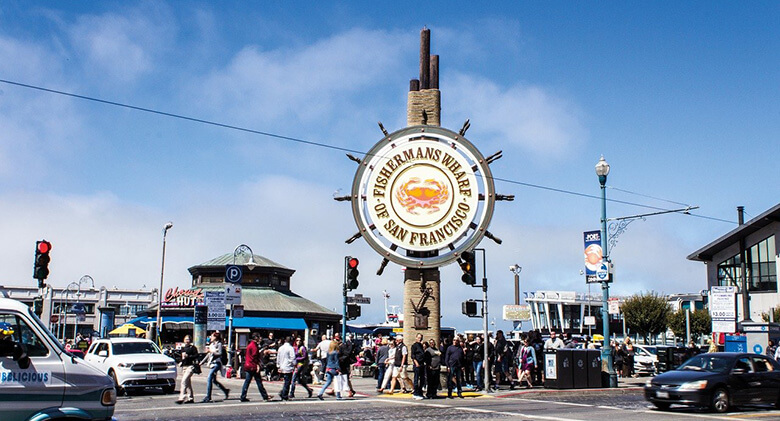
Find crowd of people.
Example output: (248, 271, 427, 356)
(169, 328, 699, 404)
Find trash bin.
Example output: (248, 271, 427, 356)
(585, 349, 602, 388)
(572, 350, 588, 388)
(544, 349, 573, 389)
(655, 346, 670, 373)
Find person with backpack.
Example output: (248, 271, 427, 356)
(338, 334, 357, 397)
(290, 336, 313, 398)
(201, 331, 230, 403)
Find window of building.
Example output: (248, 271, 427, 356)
(118, 304, 147, 316)
(717, 235, 776, 292)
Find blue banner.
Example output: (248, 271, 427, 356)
(583, 230, 602, 284)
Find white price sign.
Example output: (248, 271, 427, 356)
(204, 290, 226, 331)
(710, 286, 737, 333)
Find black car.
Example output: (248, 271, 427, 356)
(645, 352, 780, 413)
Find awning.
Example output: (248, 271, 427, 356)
(230, 317, 306, 330)
(126, 316, 194, 325)
(346, 325, 374, 335)
(127, 316, 306, 330)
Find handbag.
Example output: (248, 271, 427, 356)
(192, 363, 202, 374)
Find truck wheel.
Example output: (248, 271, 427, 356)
(711, 387, 729, 413)
(110, 370, 125, 396)
(162, 385, 175, 394)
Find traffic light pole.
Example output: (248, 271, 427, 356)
(477, 249, 490, 394)
(342, 256, 348, 340)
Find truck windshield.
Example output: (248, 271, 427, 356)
(28, 307, 66, 354)
(113, 342, 160, 355)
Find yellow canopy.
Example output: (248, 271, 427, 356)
(592, 334, 604, 341)
(109, 324, 146, 336)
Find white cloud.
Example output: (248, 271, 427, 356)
(0, 36, 84, 181)
(68, 7, 175, 83)
(195, 28, 411, 127)
(447, 73, 587, 157)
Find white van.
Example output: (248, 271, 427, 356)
(0, 297, 116, 420)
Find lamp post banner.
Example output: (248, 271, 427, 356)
(583, 230, 603, 284)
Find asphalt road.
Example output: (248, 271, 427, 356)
(112, 372, 780, 420)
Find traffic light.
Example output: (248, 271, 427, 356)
(346, 257, 359, 290)
(33, 240, 52, 286)
(460, 251, 476, 285)
(347, 304, 361, 320)
(462, 300, 478, 317)
(33, 296, 43, 317)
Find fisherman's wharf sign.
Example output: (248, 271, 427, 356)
(351, 126, 495, 268)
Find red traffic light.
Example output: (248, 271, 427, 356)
(37, 240, 51, 254)
(348, 257, 359, 268)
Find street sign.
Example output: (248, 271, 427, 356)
(50, 314, 59, 323)
(71, 303, 86, 314)
(225, 265, 242, 284)
(502, 304, 531, 321)
(596, 263, 609, 282)
(346, 294, 371, 305)
(232, 305, 244, 319)
(584, 316, 596, 326)
(710, 286, 737, 333)
(225, 284, 242, 305)
(608, 297, 620, 315)
(204, 290, 226, 331)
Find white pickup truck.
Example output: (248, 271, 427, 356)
(0, 297, 116, 421)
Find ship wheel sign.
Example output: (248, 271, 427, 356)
(340, 124, 512, 273)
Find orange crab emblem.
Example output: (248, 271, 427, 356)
(395, 178, 449, 215)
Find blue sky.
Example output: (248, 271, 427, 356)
(1, 1, 778, 330)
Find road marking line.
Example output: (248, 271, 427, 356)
(115, 398, 370, 412)
(515, 397, 593, 407)
(391, 398, 586, 421)
(642, 410, 736, 420)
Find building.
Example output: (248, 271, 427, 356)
(523, 290, 617, 336)
(687, 203, 779, 322)
(524, 290, 707, 339)
(0, 283, 155, 342)
(140, 251, 341, 348)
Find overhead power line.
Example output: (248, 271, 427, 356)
(0, 78, 736, 225)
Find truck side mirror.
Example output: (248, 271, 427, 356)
(98, 350, 108, 358)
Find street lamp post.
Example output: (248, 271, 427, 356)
(596, 156, 617, 388)
(509, 264, 522, 305)
(63, 275, 93, 343)
(228, 244, 256, 367)
(155, 222, 173, 344)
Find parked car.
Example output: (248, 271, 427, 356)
(85, 338, 177, 395)
(0, 297, 115, 421)
(634, 345, 657, 375)
(644, 352, 780, 413)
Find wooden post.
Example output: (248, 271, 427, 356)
(430, 55, 439, 90)
(410, 79, 420, 92)
(420, 28, 430, 90)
